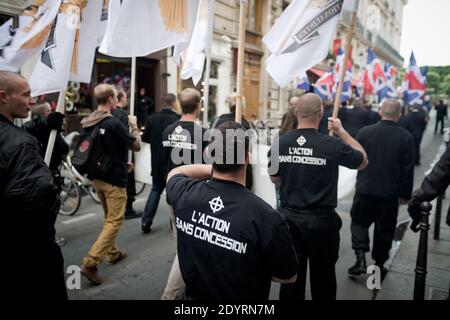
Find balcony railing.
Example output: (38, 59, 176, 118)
(374, 35, 404, 65)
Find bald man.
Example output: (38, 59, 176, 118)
(0, 71, 67, 299)
(269, 93, 368, 300)
(159, 88, 209, 300)
(348, 99, 415, 278)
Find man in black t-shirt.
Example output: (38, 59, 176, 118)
(160, 88, 209, 300)
(166, 121, 298, 299)
(269, 93, 368, 300)
(434, 100, 448, 135)
(141, 93, 180, 233)
(403, 104, 428, 165)
(80, 84, 142, 285)
(112, 88, 142, 220)
(348, 99, 415, 278)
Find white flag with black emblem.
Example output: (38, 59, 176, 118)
(29, 1, 82, 96)
(0, 0, 62, 72)
(263, 0, 350, 87)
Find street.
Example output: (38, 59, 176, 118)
(60, 110, 445, 300)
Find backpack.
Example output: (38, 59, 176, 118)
(71, 121, 112, 177)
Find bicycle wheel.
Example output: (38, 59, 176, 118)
(87, 184, 101, 204)
(135, 181, 146, 195)
(59, 177, 81, 216)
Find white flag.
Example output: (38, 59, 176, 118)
(29, 1, 81, 96)
(0, 0, 62, 72)
(69, 0, 103, 83)
(0, 18, 14, 48)
(96, 0, 110, 47)
(263, 0, 345, 87)
(176, 0, 214, 86)
(100, 0, 199, 58)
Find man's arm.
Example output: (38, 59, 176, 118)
(128, 115, 142, 152)
(328, 117, 368, 170)
(167, 164, 213, 184)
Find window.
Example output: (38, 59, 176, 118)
(246, 0, 262, 33)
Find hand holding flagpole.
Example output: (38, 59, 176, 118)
(329, 0, 359, 136)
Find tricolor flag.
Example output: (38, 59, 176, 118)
(332, 48, 352, 102)
(0, 0, 62, 72)
(263, 0, 354, 87)
(100, 0, 199, 58)
(175, 0, 214, 86)
(296, 72, 311, 91)
(314, 69, 334, 101)
(401, 52, 427, 106)
(29, 0, 102, 96)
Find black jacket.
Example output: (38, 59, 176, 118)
(0, 114, 60, 240)
(22, 116, 69, 171)
(355, 120, 415, 199)
(410, 145, 450, 227)
(340, 106, 369, 138)
(112, 107, 129, 129)
(404, 109, 428, 138)
(435, 103, 448, 119)
(142, 108, 180, 178)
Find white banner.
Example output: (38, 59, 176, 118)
(0, 0, 62, 72)
(177, 0, 214, 86)
(69, 0, 103, 83)
(263, 0, 344, 87)
(100, 0, 198, 58)
(29, 1, 80, 96)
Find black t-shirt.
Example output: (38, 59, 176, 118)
(269, 129, 363, 210)
(166, 174, 298, 300)
(91, 117, 135, 188)
(142, 109, 180, 177)
(162, 121, 208, 174)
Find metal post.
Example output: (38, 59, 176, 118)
(413, 201, 432, 300)
(433, 194, 443, 240)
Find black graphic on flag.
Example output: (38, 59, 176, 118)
(282, 0, 343, 54)
(41, 15, 58, 70)
(0, 25, 16, 58)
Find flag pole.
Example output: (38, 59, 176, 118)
(202, 50, 212, 127)
(329, 0, 359, 136)
(235, 0, 247, 124)
(128, 56, 137, 162)
(44, 90, 66, 166)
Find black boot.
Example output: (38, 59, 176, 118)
(348, 250, 367, 276)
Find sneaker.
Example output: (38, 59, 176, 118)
(106, 251, 128, 265)
(124, 210, 143, 220)
(80, 264, 104, 285)
(142, 224, 151, 234)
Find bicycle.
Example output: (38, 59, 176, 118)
(59, 155, 101, 216)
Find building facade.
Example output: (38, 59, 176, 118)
(1, 0, 408, 128)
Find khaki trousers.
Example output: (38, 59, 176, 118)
(83, 180, 126, 267)
(161, 208, 185, 300)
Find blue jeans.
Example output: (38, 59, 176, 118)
(142, 176, 166, 227)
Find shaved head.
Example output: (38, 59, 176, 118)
(380, 99, 401, 120)
(0, 71, 34, 121)
(293, 93, 323, 119)
(180, 88, 201, 115)
(0, 71, 26, 93)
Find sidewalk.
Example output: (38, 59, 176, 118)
(377, 139, 450, 300)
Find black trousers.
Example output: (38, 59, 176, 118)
(279, 208, 342, 301)
(435, 117, 445, 134)
(350, 193, 399, 264)
(126, 169, 136, 212)
(413, 135, 423, 164)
